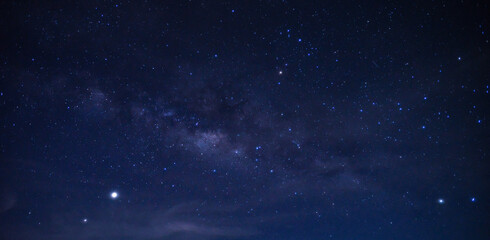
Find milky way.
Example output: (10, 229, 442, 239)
(0, 1, 489, 239)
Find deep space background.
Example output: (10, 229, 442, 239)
(0, 0, 489, 239)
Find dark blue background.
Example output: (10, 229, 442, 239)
(0, 0, 488, 239)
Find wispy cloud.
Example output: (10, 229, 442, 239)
(11, 202, 257, 240)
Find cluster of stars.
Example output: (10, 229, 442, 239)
(436, 197, 477, 205)
(1, 1, 487, 238)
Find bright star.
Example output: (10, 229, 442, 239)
(279, 70, 283, 75)
(111, 192, 118, 199)
(82, 218, 88, 223)
(438, 198, 445, 204)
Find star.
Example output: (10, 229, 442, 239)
(438, 198, 445, 204)
(110, 191, 118, 199)
(82, 218, 88, 223)
(279, 70, 283, 75)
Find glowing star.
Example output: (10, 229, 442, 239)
(110, 192, 118, 199)
(437, 198, 445, 204)
(279, 70, 283, 75)
(82, 218, 88, 223)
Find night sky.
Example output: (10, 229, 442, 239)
(0, 1, 489, 239)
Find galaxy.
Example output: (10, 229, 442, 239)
(0, 0, 489, 239)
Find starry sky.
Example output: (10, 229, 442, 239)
(0, 0, 489, 239)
